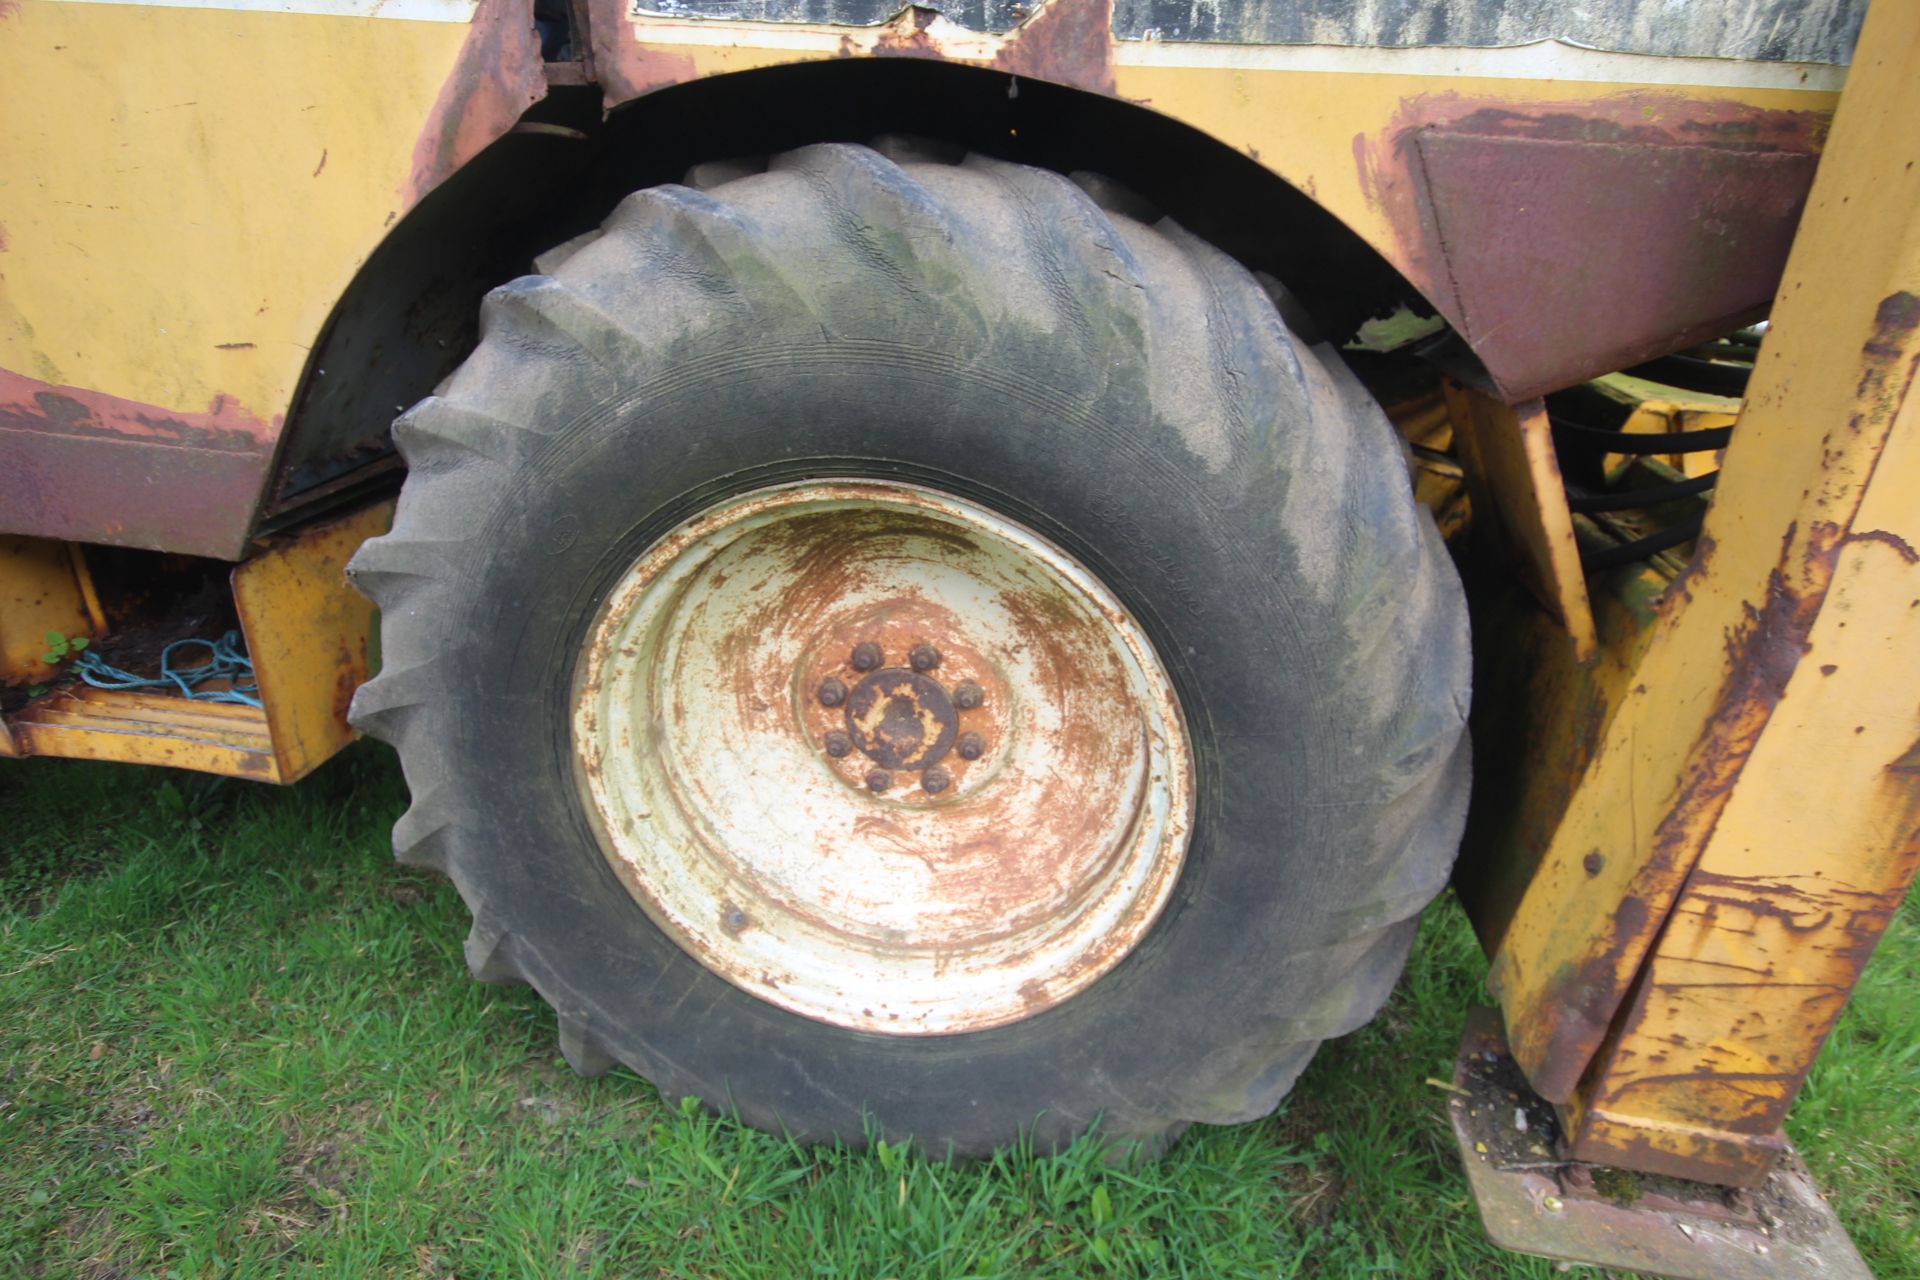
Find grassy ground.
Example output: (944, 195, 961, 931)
(2, 745, 1913, 1279)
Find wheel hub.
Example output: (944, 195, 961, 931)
(572, 480, 1194, 1035)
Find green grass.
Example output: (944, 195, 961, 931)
(2, 745, 1913, 1278)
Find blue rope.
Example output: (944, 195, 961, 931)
(74, 630, 263, 708)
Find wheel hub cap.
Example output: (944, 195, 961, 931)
(572, 481, 1194, 1034)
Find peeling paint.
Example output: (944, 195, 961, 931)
(403, 0, 547, 207)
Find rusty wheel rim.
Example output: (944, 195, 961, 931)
(572, 481, 1194, 1035)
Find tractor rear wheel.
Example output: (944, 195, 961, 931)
(349, 140, 1470, 1155)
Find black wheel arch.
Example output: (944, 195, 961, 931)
(263, 57, 1445, 535)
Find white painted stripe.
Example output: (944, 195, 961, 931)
(44, 0, 479, 21)
(1112, 34, 1849, 93)
(625, 12, 1846, 94)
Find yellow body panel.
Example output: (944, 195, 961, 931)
(0, 2, 477, 425)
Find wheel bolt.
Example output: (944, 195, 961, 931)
(818, 676, 847, 708)
(823, 730, 852, 758)
(908, 643, 941, 672)
(953, 680, 984, 710)
(956, 731, 985, 761)
(922, 766, 951, 795)
(851, 642, 883, 672)
(866, 769, 893, 793)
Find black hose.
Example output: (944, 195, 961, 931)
(1623, 354, 1750, 397)
(1551, 416, 1733, 454)
(1581, 518, 1705, 571)
(1565, 472, 1718, 513)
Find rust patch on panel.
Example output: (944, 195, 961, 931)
(405, 0, 547, 206)
(992, 0, 1115, 96)
(0, 368, 278, 557)
(0, 367, 277, 450)
(1357, 93, 1824, 401)
(591, 0, 698, 104)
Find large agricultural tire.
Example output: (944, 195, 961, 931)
(348, 140, 1470, 1156)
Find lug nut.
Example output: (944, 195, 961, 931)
(823, 730, 852, 758)
(851, 642, 883, 672)
(818, 676, 847, 708)
(866, 769, 893, 793)
(953, 680, 984, 710)
(921, 766, 951, 795)
(908, 643, 941, 672)
(956, 731, 985, 761)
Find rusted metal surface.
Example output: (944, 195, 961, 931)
(843, 668, 960, 771)
(1443, 383, 1595, 661)
(1483, 0, 1920, 1157)
(1448, 1009, 1871, 1280)
(573, 480, 1193, 1035)
(0, 369, 277, 559)
(1362, 96, 1823, 403)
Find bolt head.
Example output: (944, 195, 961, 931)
(866, 769, 892, 793)
(850, 642, 883, 672)
(818, 676, 847, 708)
(908, 643, 941, 672)
(956, 731, 985, 761)
(922, 766, 951, 795)
(823, 730, 852, 758)
(953, 680, 984, 710)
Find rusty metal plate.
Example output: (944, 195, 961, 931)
(572, 481, 1193, 1035)
(1410, 127, 1816, 403)
(1448, 1010, 1870, 1280)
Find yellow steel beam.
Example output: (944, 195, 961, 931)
(1445, 384, 1597, 662)
(1486, 0, 1920, 1183)
(233, 500, 393, 784)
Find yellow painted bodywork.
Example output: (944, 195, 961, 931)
(0, 2, 474, 426)
(1484, 0, 1920, 1186)
(2, 500, 392, 780)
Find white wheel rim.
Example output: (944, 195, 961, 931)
(572, 480, 1194, 1035)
